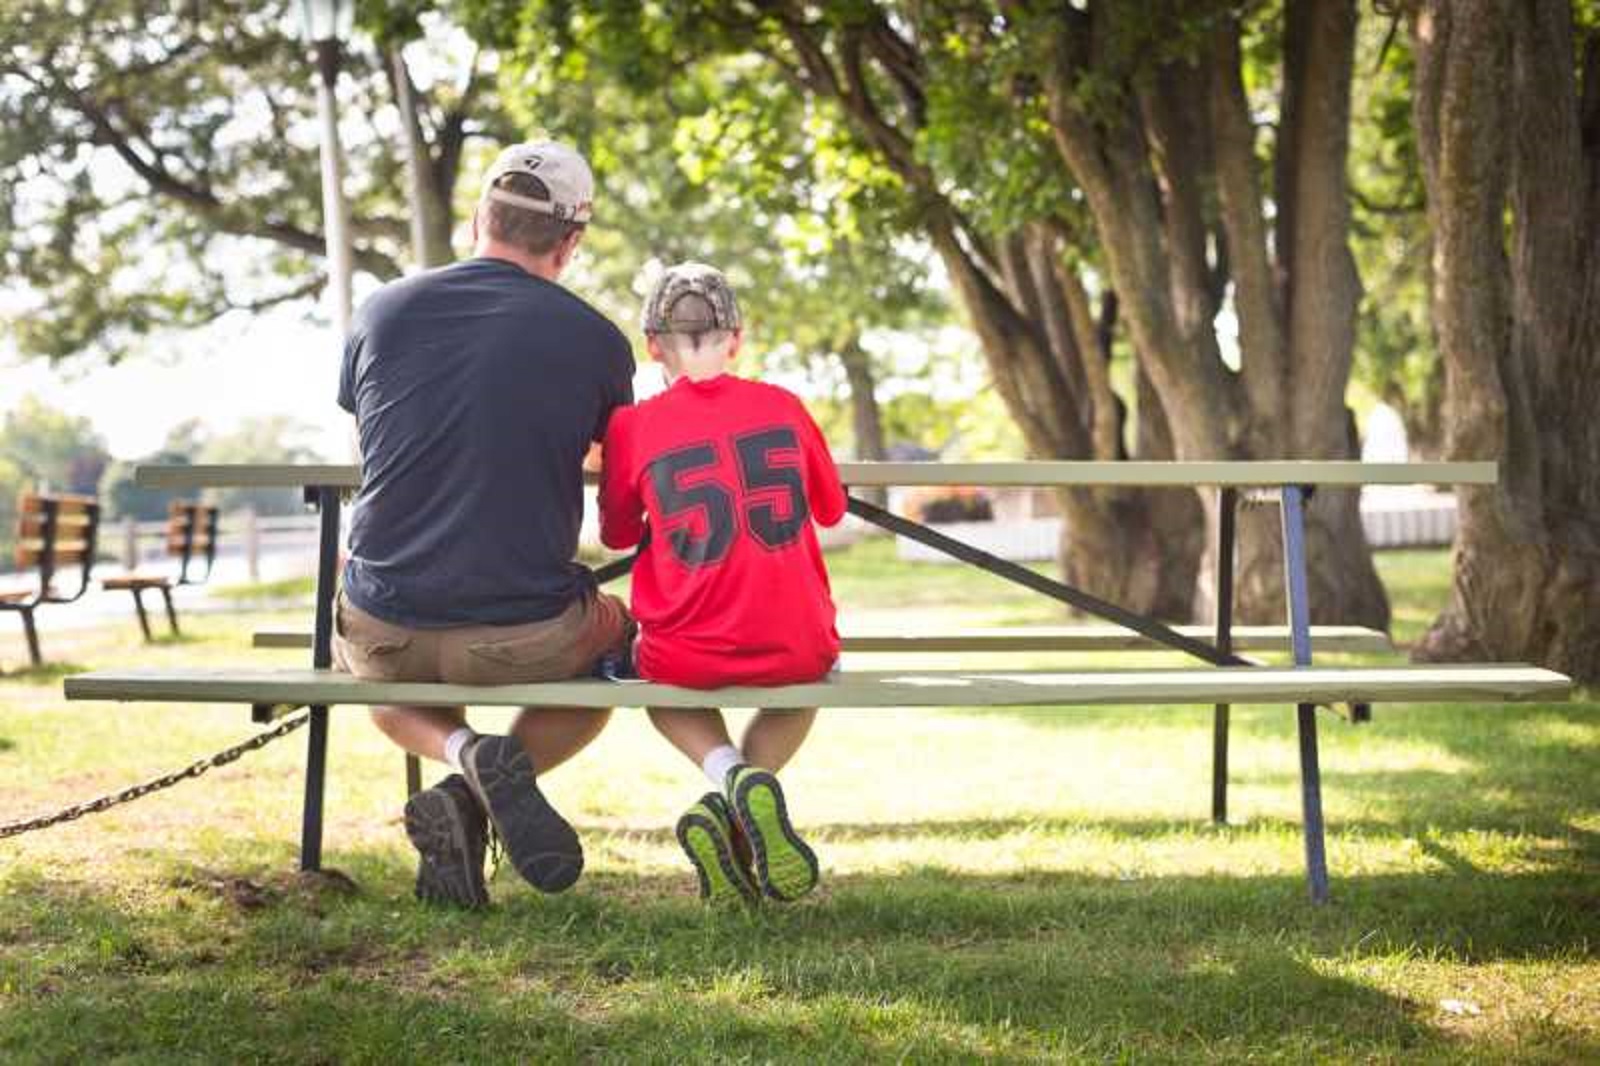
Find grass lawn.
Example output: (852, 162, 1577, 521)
(1, 541, 1596, 1063)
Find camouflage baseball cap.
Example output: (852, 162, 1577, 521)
(640, 262, 742, 335)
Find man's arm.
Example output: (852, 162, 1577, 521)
(598, 408, 646, 549)
(338, 329, 363, 464)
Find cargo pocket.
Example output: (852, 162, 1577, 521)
(333, 600, 415, 680)
(463, 630, 566, 684)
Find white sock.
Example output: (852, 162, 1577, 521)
(443, 728, 478, 772)
(701, 744, 744, 790)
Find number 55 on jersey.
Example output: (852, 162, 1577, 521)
(598, 374, 846, 687)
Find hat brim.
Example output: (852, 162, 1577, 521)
(484, 187, 592, 224)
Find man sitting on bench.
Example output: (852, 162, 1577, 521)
(332, 140, 635, 908)
(600, 263, 846, 905)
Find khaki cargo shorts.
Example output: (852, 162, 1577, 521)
(332, 589, 634, 686)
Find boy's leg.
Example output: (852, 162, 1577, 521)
(647, 706, 735, 768)
(740, 708, 818, 772)
(730, 709, 821, 902)
(648, 707, 758, 904)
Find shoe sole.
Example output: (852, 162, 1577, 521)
(465, 738, 582, 893)
(676, 809, 756, 906)
(404, 788, 488, 909)
(732, 771, 818, 902)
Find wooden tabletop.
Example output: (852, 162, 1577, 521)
(136, 460, 1497, 490)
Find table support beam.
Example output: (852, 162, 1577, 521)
(1211, 488, 1238, 825)
(1282, 485, 1330, 904)
(299, 487, 340, 873)
(845, 496, 1249, 668)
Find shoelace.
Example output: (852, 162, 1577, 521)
(486, 824, 507, 879)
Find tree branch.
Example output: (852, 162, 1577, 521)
(53, 77, 399, 278)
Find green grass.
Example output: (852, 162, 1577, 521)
(209, 575, 316, 603)
(1, 544, 1596, 1063)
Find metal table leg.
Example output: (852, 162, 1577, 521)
(1211, 488, 1237, 824)
(300, 485, 340, 873)
(1281, 485, 1330, 904)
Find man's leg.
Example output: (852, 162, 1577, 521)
(332, 601, 491, 908)
(369, 705, 468, 763)
(511, 706, 613, 772)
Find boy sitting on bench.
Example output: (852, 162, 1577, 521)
(599, 262, 846, 904)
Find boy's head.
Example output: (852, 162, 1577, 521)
(640, 262, 743, 381)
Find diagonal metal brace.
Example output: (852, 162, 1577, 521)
(592, 552, 637, 585)
(845, 495, 1251, 667)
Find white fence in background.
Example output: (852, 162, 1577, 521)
(896, 487, 1460, 564)
(109, 510, 322, 581)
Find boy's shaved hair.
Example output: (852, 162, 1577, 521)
(652, 293, 736, 361)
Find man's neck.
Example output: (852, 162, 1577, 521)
(474, 240, 561, 282)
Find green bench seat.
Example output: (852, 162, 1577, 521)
(64, 663, 1567, 711)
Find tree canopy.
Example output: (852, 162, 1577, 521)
(0, 0, 508, 361)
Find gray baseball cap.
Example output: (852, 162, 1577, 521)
(641, 261, 742, 335)
(480, 141, 594, 224)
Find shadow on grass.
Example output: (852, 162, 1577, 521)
(953, 700, 1600, 829)
(3, 857, 1597, 1061)
(0, 661, 91, 684)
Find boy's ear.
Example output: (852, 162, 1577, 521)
(728, 329, 744, 361)
(645, 335, 666, 363)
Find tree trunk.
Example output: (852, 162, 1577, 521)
(390, 46, 453, 268)
(763, 10, 1208, 618)
(838, 334, 888, 508)
(1041, 2, 1388, 628)
(1410, 0, 1600, 680)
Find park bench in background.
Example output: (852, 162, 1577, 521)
(102, 501, 219, 641)
(2, 493, 101, 668)
(63, 460, 1575, 905)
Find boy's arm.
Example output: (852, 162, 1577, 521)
(598, 408, 647, 550)
(798, 402, 848, 528)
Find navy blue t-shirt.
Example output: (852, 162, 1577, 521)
(337, 257, 634, 627)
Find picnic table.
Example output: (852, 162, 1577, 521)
(64, 459, 1569, 904)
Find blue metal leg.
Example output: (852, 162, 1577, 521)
(300, 486, 341, 873)
(1281, 485, 1330, 904)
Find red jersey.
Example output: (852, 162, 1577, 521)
(599, 374, 846, 688)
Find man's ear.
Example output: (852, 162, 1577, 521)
(554, 228, 584, 273)
(469, 204, 481, 246)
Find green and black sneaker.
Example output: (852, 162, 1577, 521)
(675, 792, 757, 906)
(727, 766, 819, 902)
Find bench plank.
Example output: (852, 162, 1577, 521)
(103, 575, 175, 591)
(137, 461, 1498, 491)
(64, 664, 1569, 710)
(251, 624, 1393, 653)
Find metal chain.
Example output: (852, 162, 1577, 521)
(0, 712, 310, 840)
